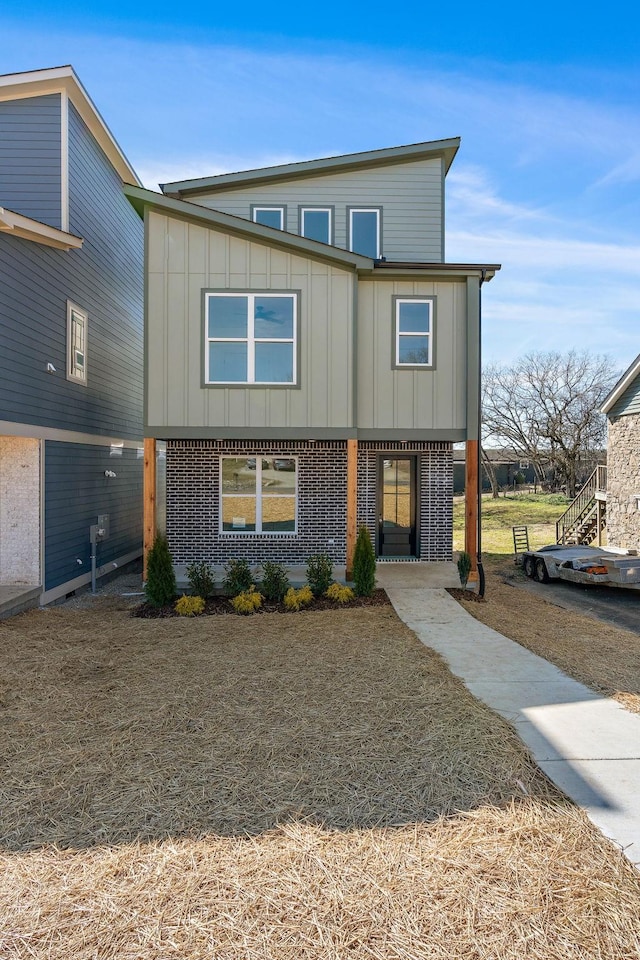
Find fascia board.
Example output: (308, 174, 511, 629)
(0, 206, 83, 250)
(0, 65, 141, 186)
(601, 353, 640, 414)
(358, 264, 500, 281)
(124, 184, 373, 269)
(161, 138, 461, 197)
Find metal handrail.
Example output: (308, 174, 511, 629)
(555, 467, 600, 544)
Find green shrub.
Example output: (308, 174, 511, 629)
(260, 560, 290, 602)
(306, 553, 333, 597)
(230, 587, 263, 614)
(283, 586, 314, 611)
(186, 560, 215, 598)
(175, 594, 205, 617)
(223, 558, 254, 597)
(457, 551, 472, 588)
(352, 526, 376, 596)
(145, 534, 177, 607)
(325, 582, 355, 604)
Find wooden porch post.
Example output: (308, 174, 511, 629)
(345, 439, 358, 581)
(465, 439, 478, 580)
(143, 437, 157, 580)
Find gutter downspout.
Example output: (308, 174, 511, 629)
(477, 269, 486, 598)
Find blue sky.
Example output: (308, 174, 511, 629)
(2, 2, 639, 368)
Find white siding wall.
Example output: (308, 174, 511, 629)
(0, 436, 40, 584)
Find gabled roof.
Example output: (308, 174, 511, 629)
(601, 353, 640, 415)
(124, 184, 374, 269)
(0, 206, 83, 250)
(0, 65, 141, 186)
(161, 138, 460, 198)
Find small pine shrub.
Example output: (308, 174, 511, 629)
(260, 560, 290, 602)
(175, 594, 205, 617)
(352, 526, 376, 596)
(325, 583, 355, 604)
(283, 586, 314, 612)
(223, 558, 254, 597)
(230, 587, 263, 615)
(186, 560, 215, 598)
(457, 551, 472, 588)
(145, 534, 177, 607)
(306, 553, 333, 597)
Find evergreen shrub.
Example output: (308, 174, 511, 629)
(186, 560, 215, 598)
(260, 561, 290, 602)
(306, 553, 333, 597)
(223, 558, 254, 597)
(145, 534, 177, 607)
(352, 526, 376, 596)
(175, 595, 205, 617)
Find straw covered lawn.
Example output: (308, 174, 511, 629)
(0, 598, 639, 958)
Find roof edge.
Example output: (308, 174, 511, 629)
(161, 137, 461, 197)
(601, 353, 640, 414)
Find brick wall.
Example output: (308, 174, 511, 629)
(606, 414, 640, 549)
(166, 439, 453, 564)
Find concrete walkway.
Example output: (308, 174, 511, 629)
(376, 563, 640, 868)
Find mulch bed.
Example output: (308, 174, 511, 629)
(133, 587, 391, 617)
(446, 587, 486, 603)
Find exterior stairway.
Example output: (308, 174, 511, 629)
(556, 465, 607, 546)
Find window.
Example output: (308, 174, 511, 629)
(252, 206, 285, 230)
(66, 301, 87, 384)
(348, 208, 381, 259)
(394, 297, 434, 367)
(220, 456, 297, 533)
(205, 292, 297, 385)
(300, 207, 332, 244)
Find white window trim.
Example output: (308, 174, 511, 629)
(66, 300, 88, 385)
(220, 456, 298, 535)
(300, 206, 332, 243)
(394, 297, 434, 368)
(348, 207, 381, 259)
(205, 292, 297, 385)
(252, 206, 285, 230)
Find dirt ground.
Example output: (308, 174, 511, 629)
(456, 556, 640, 715)
(0, 597, 639, 958)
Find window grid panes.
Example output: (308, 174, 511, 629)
(206, 293, 296, 384)
(220, 457, 297, 534)
(67, 302, 88, 384)
(395, 299, 432, 366)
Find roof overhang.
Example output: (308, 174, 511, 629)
(362, 262, 501, 281)
(0, 206, 83, 250)
(161, 138, 461, 198)
(601, 353, 640, 414)
(0, 65, 141, 186)
(124, 184, 374, 269)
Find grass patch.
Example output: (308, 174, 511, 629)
(453, 493, 568, 554)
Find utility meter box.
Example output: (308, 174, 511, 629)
(90, 514, 110, 544)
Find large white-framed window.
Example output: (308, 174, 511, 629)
(393, 296, 434, 368)
(251, 205, 285, 230)
(348, 207, 381, 259)
(300, 206, 332, 244)
(220, 456, 298, 534)
(66, 300, 88, 384)
(205, 291, 298, 385)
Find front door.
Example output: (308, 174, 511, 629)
(378, 457, 417, 557)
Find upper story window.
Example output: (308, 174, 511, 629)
(252, 206, 285, 230)
(394, 297, 434, 368)
(300, 207, 332, 244)
(66, 301, 88, 384)
(348, 207, 381, 259)
(205, 291, 297, 385)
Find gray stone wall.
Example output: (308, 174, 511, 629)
(166, 439, 453, 564)
(606, 414, 640, 549)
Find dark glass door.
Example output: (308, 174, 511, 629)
(378, 457, 417, 557)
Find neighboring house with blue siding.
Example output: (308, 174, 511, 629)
(601, 353, 640, 550)
(0, 66, 144, 607)
(126, 140, 499, 573)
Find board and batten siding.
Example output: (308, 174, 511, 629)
(0, 93, 62, 228)
(146, 210, 355, 432)
(186, 157, 444, 263)
(0, 103, 143, 440)
(357, 279, 468, 432)
(44, 440, 143, 591)
(608, 374, 640, 419)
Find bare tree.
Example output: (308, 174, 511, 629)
(482, 351, 618, 498)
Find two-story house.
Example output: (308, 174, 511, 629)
(125, 139, 499, 575)
(0, 66, 144, 613)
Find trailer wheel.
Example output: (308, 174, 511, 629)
(534, 558, 550, 583)
(523, 555, 535, 579)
